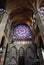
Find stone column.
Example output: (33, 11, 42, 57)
(0, 13, 9, 44)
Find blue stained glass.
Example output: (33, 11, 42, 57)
(13, 25, 32, 39)
(40, 7, 44, 16)
(0, 9, 5, 14)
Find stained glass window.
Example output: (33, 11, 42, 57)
(0, 8, 5, 23)
(39, 7, 44, 16)
(13, 25, 32, 39)
(0, 8, 5, 14)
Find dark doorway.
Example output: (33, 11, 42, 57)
(18, 56, 25, 65)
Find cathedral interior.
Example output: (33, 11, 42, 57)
(0, 0, 44, 65)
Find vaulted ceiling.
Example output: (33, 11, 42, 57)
(0, 0, 44, 43)
(0, 0, 44, 9)
(0, 0, 44, 19)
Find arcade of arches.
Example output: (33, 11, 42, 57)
(0, 0, 44, 65)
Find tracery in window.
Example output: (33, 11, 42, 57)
(13, 25, 32, 39)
